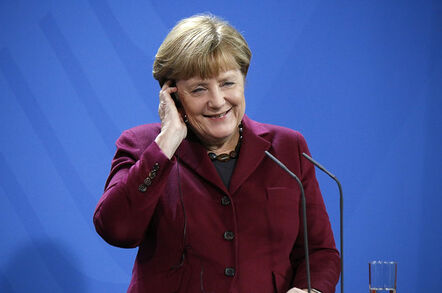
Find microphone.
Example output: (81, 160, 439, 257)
(302, 152, 344, 293)
(264, 151, 312, 293)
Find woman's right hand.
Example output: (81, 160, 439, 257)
(154, 81, 188, 159)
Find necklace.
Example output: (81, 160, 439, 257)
(208, 124, 243, 162)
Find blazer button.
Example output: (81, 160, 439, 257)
(221, 196, 231, 206)
(148, 170, 157, 179)
(223, 231, 235, 241)
(224, 267, 235, 277)
(138, 184, 147, 192)
(144, 177, 152, 186)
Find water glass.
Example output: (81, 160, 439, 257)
(369, 260, 397, 293)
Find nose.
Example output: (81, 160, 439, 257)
(207, 86, 225, 109)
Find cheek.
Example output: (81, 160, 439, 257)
(185, 105, 208, 126)
(234, 93, 246, 110)
(181, 98, 203, 116)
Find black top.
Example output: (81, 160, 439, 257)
(212, 158, 237, 188)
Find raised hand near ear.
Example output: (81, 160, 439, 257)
(154, 81, 188, 159)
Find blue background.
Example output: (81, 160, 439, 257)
(1, 1, 441, 292)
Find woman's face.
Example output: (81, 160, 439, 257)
(176, 69, 246, 148)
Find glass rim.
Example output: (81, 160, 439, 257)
(369, 260, 397, 264)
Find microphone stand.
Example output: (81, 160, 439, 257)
(302, 152, 344, 293)
(265, 151, 311, 293)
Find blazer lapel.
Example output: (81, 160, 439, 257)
(175, 115, 271, 195)
(229, 115, 271, 195)
(176, 134, 228, 194)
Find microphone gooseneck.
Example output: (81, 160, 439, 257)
(302, 152, 344, 293)
(264, 151, 311, 293)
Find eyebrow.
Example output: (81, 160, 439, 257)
(187, 72, 238, 87)
(193, 82, 209, 87)
(218, 72, 237, 81)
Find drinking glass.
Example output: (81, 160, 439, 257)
(369, 260, 397, 293)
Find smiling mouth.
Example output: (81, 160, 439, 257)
(204, 108, 231, 119)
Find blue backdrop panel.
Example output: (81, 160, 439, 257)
(0, 1, 441, 292)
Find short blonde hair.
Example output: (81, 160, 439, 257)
(153, 14, 252, 86)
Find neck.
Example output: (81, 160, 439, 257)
(204, 131, 240, 155)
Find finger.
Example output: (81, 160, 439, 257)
(161, 80, 178, 92)
(159, 86, 178, 103)
(158, 88, 180, 117)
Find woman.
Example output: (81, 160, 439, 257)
(94, 14, 340, 293)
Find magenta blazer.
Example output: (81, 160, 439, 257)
(94, 115, 340, 293)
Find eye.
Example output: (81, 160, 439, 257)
(222, 81, 235, 87)
(191, 87, 206, 94)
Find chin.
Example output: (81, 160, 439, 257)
(211, 126, 237, 138)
